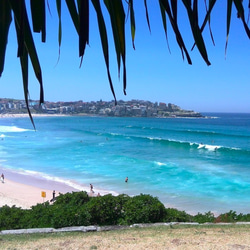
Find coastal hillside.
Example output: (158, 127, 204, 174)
(0, 98, 202, 118)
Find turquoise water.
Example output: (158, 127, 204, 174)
(0, 113, 249, 215)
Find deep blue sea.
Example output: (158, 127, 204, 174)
(0, 113, 249, 215)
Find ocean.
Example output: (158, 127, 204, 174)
(0, 113, 249, 215)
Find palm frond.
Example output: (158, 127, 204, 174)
(0, 0, 12, 77)
(91, 0, 117, 104)
(104, 0, 127, 95)
(0, 0, 250, 128)
(159, 0, 192, 64)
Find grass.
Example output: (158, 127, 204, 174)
(0, 224, 249, 249)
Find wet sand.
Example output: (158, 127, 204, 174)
(0, 167, 114, 209)
(0, 169, 83, 209)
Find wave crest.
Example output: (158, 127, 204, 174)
(0, 125, 30, 133)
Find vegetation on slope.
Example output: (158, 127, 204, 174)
(0, 192, 249, 230)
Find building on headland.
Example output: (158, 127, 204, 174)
(0, 98, 203, 118)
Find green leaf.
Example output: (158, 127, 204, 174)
(91, 0, 117, 104)
(225, 0, 233, 55)
(104, 0, 127, 95)
(170, 0, 177, 21)
(192, 0, 216, 51)
(78, 0, 89, 58)
(56, 0, 62, 50)
(19, 40, 36, 130)
(144, 0, 151, 32)
(30, 0, 46, 42)
(233, 0, 250, 38)
(14, 16, 36, 129)
(129, 0, 136, 49)
(181, 0, 211, 65)
(65, 0, 79, 34)
(0, 0, 12, 77)
(159, 1, 171, 53)
(9, 0, 44, 104)
(159, 0, 192, 64)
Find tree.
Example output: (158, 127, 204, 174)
(0, 0, 249, 126)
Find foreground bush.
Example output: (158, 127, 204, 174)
(122, 194, 166, 224)
(53, 191, 90, 207)
(0, 192, 249, 230)
(0, 205, 27, 230)
(164, 208, 192, 222)
(86, 194, 129, 225)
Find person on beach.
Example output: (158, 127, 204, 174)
(50, 190, 56, 202)
(125, 177, 128, 183)
(90, 184, 94, 193)
(1, 173, 4, 183)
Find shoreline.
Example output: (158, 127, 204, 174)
(0, 168, 110, 209)
(0, 113, 207, 119)
(0, 168, 247, 216)
(0, 114, 69, 118)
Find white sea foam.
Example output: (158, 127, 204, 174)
(205, 145, 221, 151)
(7, 168, 119, 197)
(155, 161, 166, 166)
(198, 143, 220, 151)
(198, 144, 205, 149)
(0, 125, 30, 133)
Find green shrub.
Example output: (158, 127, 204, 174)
(193, 211, 215, 223)
(0, 205, 27, 230)
(216, 210, 239, 223)
(27, 202, 53, 228)
(235, 213, 250, 222)
(122, 194, 166, 224)
(164, 208, 192, 222)
(50, 204, 91, 228)
(53, 191, 89, 206)
(86, 194, 129, 225)
(1, 192, 250, 230)
(49, 191, 91, 228)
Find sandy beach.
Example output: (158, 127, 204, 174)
(0, 113, 67, 118)
(0, 167, 114, 209)
(0, 169, 85, 209)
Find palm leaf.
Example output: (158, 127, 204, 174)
(14, 15, 36, 129)
(65, 0, 79, 34)
(30, 0, 46, 42)
(91, 0, 117, 104)
(191, 0, 216, 51)
(0, 0, 12, 77)
(225, 0, 233, 55)
(144, 0, 151, 32)
(129, 0, 136, 49)
(78, 0, 89, 59)
(170, 0, 177, 20)
(205, 0, 215, 46)
(104, 0, 127, 95)
(182, 0, 211, 65)
(9, 0, 44, 104)
(159, 0, 192, 64)
(19, 39, 36, 130)
(159, 1, 171, 53)
(233, 0, 250, 38)
(56, 0, 62, 56)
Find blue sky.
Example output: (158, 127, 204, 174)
(1, 1, 249, 113)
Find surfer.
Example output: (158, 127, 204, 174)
(125, 177, 128, 183)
